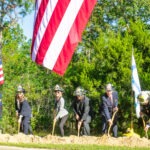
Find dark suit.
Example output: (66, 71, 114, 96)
(101, 91, 118, 137)
(72, 96, 91, 135)
(140, 102, 150, 127)
(19, 99, 31, 134)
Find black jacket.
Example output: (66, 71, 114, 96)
(140, 102, 150, 117)
(72, 96, 91, 121)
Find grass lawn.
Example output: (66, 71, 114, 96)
(0, 143, 149, 150)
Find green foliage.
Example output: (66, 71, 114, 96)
(0, 0, 150, 137)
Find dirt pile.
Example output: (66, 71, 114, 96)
(0, 133, 150, 148)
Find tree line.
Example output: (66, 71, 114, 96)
(0, 0, 150, 136)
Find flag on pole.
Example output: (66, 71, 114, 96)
(0, 60, 4, 85)
(131, 53, 141, 118)
(31, 0, 97, 75)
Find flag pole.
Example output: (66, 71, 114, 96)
(131, 48, 134, 129)
(123, 49, 141, 137)
(131, 90, 134, 129)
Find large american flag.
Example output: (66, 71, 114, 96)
(31, 0, 97, 75)
(0, 60, 4, 85)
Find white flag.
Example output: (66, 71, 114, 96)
(131, 53, 141, 118)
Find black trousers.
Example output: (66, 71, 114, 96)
(101, 114, 118, 137)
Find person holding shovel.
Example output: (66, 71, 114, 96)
(17, 86, 32, 135)
(100, 83, 118, 137)
(138, 91, 150, 133)
(53, 85, 68, 137)
(72, 87, 91, 136)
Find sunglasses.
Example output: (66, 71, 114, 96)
(107, 90, 112, 92)
(54, 91, 61, 93)
(17, 91, 23, 94)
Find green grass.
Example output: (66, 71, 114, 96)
(0, 143, 149, 150)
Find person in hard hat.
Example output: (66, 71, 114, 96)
(15, 85, 25, 118)
(53, 84, 68, 137)
(72, 86, 91, 136)
(138, 91, 150, 132)
(100, 83, 118, 137)
(16, 85, 32, 135)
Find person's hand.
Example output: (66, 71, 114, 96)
(18, 115, 23, 123)
(144, 125, 149, 132)
(113, 107, 118, 112)
(108, 119, 112, 126)
(78, 121, 82, 129)
(18, 117, 22, 123)
(76, 114, 80, 120)
(16, 111, 19, 117)
(140, 111, 144, 117)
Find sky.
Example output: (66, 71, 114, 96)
(19, 12, 34, 40)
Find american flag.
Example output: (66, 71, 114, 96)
(0, 60, 4, 85)
(131, 53, 141, 118)
(31, 0, 97, 75)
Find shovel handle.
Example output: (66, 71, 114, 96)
(18, 122, 20, 133)
(108, 110, 118, 137)
(52, 120, 56, 136)
(141, 116, 148, 139)
(77, 121, 82, 137)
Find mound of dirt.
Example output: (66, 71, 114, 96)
(0, 133, 150, 148)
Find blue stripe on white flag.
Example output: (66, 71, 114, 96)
(131, 53, 141, 118)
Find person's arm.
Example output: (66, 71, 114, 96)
(144, 123, 150, 131)
(113, 91, 119, 112)
(81, 98, 90, 121)
(72, 100, 77, 114)
(20, 100, 31, 117)
(55, 97, 65, 120)
(102, 96, 111, 121)
(15, 98, 20, 117)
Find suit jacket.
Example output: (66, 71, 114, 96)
(19, 99, 31, 117)
(140, 102, 150, 117)
(101, 91, 118, 120)
(72, 96, 90, 121)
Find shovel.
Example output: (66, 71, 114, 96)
(141, 116, 148, 139)
(108, 110, 118, 137)
(52, 119, 56, 136)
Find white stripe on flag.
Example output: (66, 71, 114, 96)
(34, 0, 42, 22)
(0, 76, 4, 82)
(43, 0, 84, 69)
(0, 70, 3, 75)
(32, 0, 42, 32)
(32, 0, 58, 61)
(131, 53, 141, 118)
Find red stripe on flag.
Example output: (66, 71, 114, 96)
(0, 61, 4, 85)
(35, 0, 70, 64)
(0, 74, 3, 78)
(53, 0, 97, 75)
(0, 81, 4, 85)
